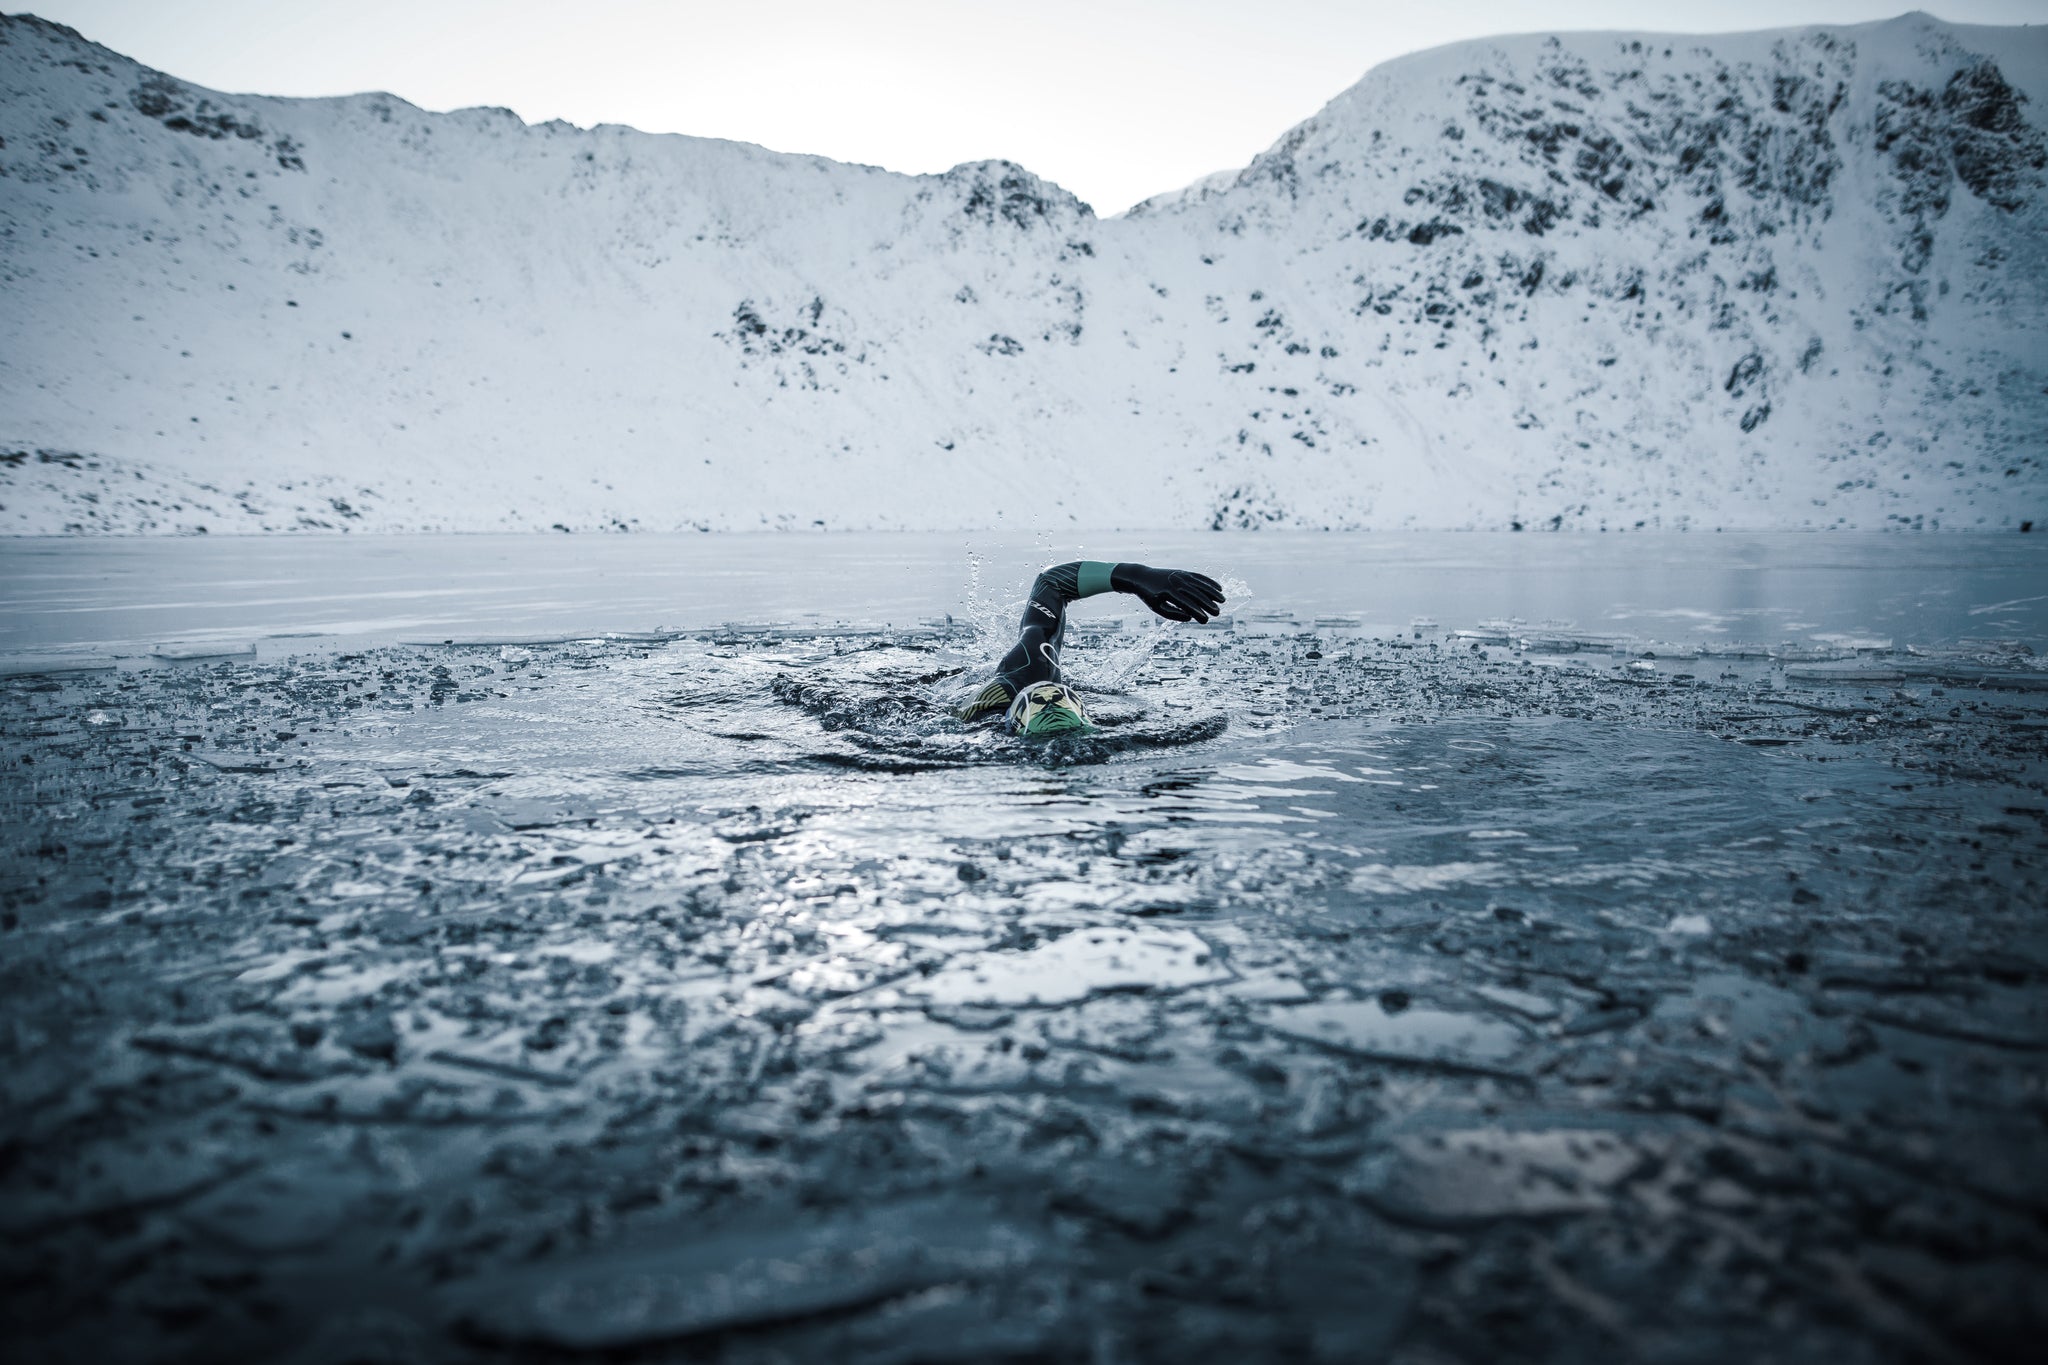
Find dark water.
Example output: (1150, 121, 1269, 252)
(1, 533, 2045, 1362)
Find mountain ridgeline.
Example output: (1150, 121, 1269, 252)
(1, 10, 2042, 532)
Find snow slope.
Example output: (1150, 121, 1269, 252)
(1, 10, 2043, 533)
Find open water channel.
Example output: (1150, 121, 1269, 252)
(1, 532, 2044, 1363)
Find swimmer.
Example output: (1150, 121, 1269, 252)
(959, 561, 1227, 737)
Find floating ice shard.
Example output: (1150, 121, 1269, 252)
(442, 1198, 1038, 1350)
(1783, 663, 1905, 683)
(1268, 997, 1526, 1070)
(1345, 1128, 1642, 1225)
(910, 927, 1229, 1007)
(1474, 984, 1559, 1021)
(152, 641, 256, 660)
(769, 624, 882, 639)
(1069, 618, 1126, 636)
(398, 633, 587, 647)
(0, 654, 118, 676)
(1896, 660, 2048, 689)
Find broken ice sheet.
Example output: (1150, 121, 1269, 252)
(1344, 1128, 1647, 1226)
(1037, 993, 1174, 1062)
(8, 532, 2047, 1363)
(1268, 997, 1527, 1071)
(444, 1198, 1040, 1350)
(1474, 984, 1560, 1021)
(908, 927, 1230, 1007)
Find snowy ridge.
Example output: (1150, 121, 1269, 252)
(1, 10, 2043, 533)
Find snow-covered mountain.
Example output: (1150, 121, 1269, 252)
(2, 10, 2043, 533)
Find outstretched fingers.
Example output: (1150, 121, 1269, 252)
(1127, 566, 1226, 624)
(1168, 571, 1226, 620)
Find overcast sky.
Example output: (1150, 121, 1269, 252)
(21, 2, 2046, 212)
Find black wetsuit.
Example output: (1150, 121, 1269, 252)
(960, 561, 1224, 730)
(986, 560, 1228, 699)
(993, 561, 1098, 696)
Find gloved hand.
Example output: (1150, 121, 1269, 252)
(1112, 564, 1227, 623)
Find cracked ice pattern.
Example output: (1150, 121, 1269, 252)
(2, 605, 2046, 1362)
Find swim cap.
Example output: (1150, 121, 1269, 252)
(1006, 681, 1094, 737)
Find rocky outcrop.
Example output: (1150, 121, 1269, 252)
(1, 11, 2042, 532)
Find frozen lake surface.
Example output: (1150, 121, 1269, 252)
(3, 530, 2046, 655)
(1, 533, 2045, 1362)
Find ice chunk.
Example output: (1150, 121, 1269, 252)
(442, 1199, 1037, 1349)
(1474, 984, 1559, 1021)
(0, 654, 117, 676)
(399, 633, 585, 646)
(911, 927, 1228, 1006)
(1811, 633, 1893, 652)
(1784, 663, 1904, 683)
(1345, 1128, 1642, 1225)
(152, 641, 256, 660)
(1268, 997, 1525, 1070)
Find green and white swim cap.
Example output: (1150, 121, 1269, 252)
(1006, 681, 1094, 738)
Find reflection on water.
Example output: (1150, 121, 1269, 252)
(307, 632, 1986, 943)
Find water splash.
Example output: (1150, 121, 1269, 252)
(766, 640, 1228, 768)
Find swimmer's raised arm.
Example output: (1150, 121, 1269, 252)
(1023, 562, 1227, 635)
(960, 561, 1228, 728)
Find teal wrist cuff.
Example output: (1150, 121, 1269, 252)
(1076, 561, 1117, 597)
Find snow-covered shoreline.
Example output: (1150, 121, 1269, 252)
(3, 10, 2044, 534)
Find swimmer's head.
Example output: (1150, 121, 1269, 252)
(1006, 681, 1094, 738)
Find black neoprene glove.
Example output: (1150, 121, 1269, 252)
(1112, 563, 1227, 623)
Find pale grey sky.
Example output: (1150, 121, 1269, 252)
(19, 2, 2047, 211)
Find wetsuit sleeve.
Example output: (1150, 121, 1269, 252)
(994, 562, 1093, 694)
(977, 560, 1221, 711)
